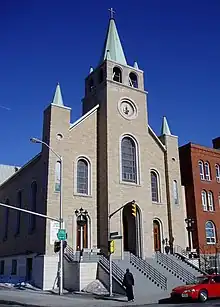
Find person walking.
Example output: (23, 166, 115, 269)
(123, 268, 134, 302)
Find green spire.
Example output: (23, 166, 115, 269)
(100, 15, 127, 66)
(52, 83, 64, 106)
(161, 116, 171, 135)
(134, 61, 139, 69)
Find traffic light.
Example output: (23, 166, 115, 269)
(54, 241, 61, 253)
(131, 203, 136, 217)
(108, 240, 115, 254)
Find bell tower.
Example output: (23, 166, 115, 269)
(82, 10, 149, 254)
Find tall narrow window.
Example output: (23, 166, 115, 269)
(208, 191, 214, 211)
(4, 199, 9, 240)
(205, 221, 216, 244)
(216, 164, 220, 183)
(204, 162, 211, 181)
(77, 159, 89, 195)
(89, 78, 94, 92)
(15, 191, 22, 236)
(29, 181, 37, 232)
(129, 72, 138, 88)
(11, 260, 17, 275)
(151, 171, 159, 202)
(113, 67, 122, 83)
(55, 161, 61, 192)
(173, 180, 179, 205)
(201, 190, 208, 211)
(121, 137, 137, 183)
(198, 160, 205, 180)
(99, 69, 104, 83)
(0, 260, 4, 275)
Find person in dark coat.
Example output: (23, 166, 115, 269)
(123, 268, 134, 302)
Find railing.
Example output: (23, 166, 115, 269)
(130, 253, 167, 290)
(173, 245, 189, 258)
(99, 254, 124, 285)
(64, 245, 100, 263)
(156, 252, 196, 284)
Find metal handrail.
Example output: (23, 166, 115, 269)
(130, 253, 167, 290)
(173, 245, 189, 258)
(99, 254, 124, 285)
(64, 245, 80, 262)
(156, 252, 196, 284)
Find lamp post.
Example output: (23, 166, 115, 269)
(75, 208, 88, 251)
(185, 217, 195, 253)
(30, 137, 64, 295)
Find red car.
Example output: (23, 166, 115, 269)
(171, 275, 220, 302)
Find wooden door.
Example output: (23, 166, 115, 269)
(153, 221, 161, 252)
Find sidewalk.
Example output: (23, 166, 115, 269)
(0, 288, 163, 306)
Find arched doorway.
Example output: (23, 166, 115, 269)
(153, 220, 161, 252)
(123, 203, 141, 256)
(75, 208, 89, 251)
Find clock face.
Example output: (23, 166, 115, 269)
(118, 100, 137, 120)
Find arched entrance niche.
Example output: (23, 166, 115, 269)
(75, 208, 91, 251)
(153, 219, 162, 252)
(123, 202, 142, 257)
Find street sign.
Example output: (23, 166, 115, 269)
(57, 229, 67, 241)
(110, 231, 118, 237)
(110, 235, 122, 240)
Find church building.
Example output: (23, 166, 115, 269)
(0, 14, 187, 289)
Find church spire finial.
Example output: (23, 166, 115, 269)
(108, 8, 115, 19)
(100, 9, 127, 66)
(51, 83, 64, 106)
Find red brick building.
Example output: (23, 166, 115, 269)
(179, 137, 220, 270)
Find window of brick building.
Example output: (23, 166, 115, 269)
(11, 260, 17, 275)
(216, 164, 220, 183)
(198, 160, 205, 180)
(0, 260, 4, 275)
(202, 190, 208, 211)
(208, 191, 214, 211)
(204, 162, 211, 181)
(205, 221, 216, 244)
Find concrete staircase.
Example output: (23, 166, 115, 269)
(169, 254, 204, 276)
(114, 252, 168, 301)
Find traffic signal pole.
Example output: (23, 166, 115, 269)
(108, 200, 136, 297)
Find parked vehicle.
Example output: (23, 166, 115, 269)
(171, 275, 220, 302)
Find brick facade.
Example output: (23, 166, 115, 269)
(179, 142, 220, 255)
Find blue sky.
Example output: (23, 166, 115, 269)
(0, 0, 220, 166)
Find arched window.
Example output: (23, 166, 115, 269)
(173, 180, 179, 205)
(99, 69, 104, 83)
(201, 190, 208, 211)
(129, 72, 138, 88)
(121, 137, 137, 183)
(204, 162, 211, 181)
(55, 161, 61, 192)
(15, 191, 22, 236)
(205, 221, 216, 244)
(77, 159, 89, 195)
(29, 181, 37, 232)
(198, 160, 205, 180)
(4, 199, 9, 240)
(208, 191, 214, 211)
(216, 164, 220, 182)
(113, 67, 122, 83)
(151, 171, 159, 202)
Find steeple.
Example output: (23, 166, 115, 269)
(161, 116, 171, 135)
(51, 83, 64, 106)
(100, 9, 127, 66)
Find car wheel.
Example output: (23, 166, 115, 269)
(199, 290, 208, 302)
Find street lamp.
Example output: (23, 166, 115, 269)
(185, 217, 195, 253)
(75, 208, 88, 251)
(30, 137, 64, 295)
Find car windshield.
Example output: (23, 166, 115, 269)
(194, 276, 210, 284)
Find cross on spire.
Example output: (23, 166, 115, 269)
(108, 8, 115, 19)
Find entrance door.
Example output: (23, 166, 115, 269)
(26, 258, 33, 281)
(123, 203, 140, 256)
(76, 220, 88, 251)
(153, 220, 161, 252)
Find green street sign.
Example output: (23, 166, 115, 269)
(57, 229, 67, 241)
